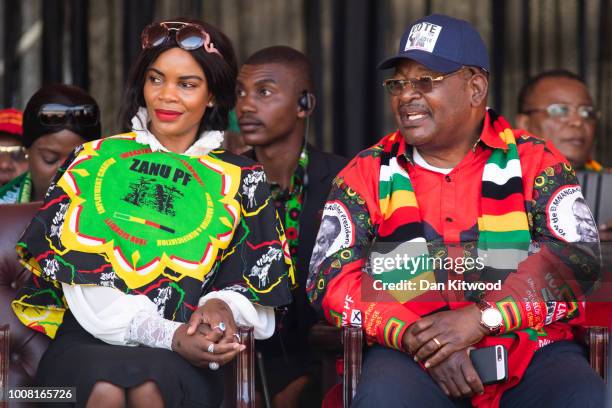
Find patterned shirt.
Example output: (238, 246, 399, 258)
(307, 111, 600, 407)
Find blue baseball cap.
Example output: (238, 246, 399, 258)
(378, 14, 490, 73)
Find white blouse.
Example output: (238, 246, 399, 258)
(63, 284, 275, 349)
(62, 110, 275, 349)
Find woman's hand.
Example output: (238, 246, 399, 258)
(171, 323, 244, 367)
(187, 298, 239, 345)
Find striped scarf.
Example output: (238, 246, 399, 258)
(373, 111, 531, 312)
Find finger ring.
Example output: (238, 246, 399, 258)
(432, 337, 442, 348)
(233, 333, 241, 343)
(209, 362, 219, 370)
(207, 343, 215, 354)
(213, 322, 226, 332)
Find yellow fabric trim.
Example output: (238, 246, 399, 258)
(584, 159, 603, 172)
(11, 300, 65, 339)
(380, 190, 417, 219)
(478, 211, 529, 232)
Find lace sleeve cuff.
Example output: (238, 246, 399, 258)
(125, 310, 183, 350)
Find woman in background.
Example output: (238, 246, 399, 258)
(0, 84, 101, 203)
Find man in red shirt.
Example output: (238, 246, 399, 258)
(307, 14, 603, 407)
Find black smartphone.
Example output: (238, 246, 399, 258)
(470, 345, 508, 385)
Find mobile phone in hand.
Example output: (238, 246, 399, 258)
(470, 345, 508, 384)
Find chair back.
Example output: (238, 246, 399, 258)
(0, 202, 50, 394)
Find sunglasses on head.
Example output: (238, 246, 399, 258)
(0, 145, 27, 162)
(141, 21, 223, 58)
(37, 103, 100, 127)
(382, 67, 475, 96)
(521, 103, 599, 122)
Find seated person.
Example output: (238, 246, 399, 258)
(0, 108, 28, 188)
(516, 70, 611, 241)
(11, 18, 292, 407)
(308, 14, 603, 408)
(0, 85, 101, 204)
(236, 46, 349, 407)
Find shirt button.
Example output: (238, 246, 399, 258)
(446, 217, 453, 222)
(445, 175, 451, 182)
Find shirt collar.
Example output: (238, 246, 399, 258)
(268, 144, 308, 201)
(478, 109, 509, 151)
(130, 107, 224, 157)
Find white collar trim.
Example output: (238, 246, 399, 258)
(413, 147, 453, 175)
(130, 107, 224, 157)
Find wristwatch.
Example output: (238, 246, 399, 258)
(477, 300, 503, 335)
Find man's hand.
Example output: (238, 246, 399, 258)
(171, 323, 245, 367)
(187, 298, 238, 345)
(427, 349, 484, 399)
(402, 305, 488, 368)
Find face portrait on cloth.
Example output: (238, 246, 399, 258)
(572, 197, 599, 242)
(311, 215, 342, 270)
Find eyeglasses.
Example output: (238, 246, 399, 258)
(141, 21, 222, 58)
(521, 103, 600, 122)
(0, 145, 27, 162)
(38, 104, 100, 127)
(382, 68, 469, 96)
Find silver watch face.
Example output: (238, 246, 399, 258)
(482, 308, 503, 328)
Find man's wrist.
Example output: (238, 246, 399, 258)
(476, 301, 503, 335)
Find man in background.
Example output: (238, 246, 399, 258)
(236, 45, 349, 407)
(516, 70, 611, 241)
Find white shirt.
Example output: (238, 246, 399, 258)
(413, 147, 454, 175)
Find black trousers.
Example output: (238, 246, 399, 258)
(352, 341, 605, 408)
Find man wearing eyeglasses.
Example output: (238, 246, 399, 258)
(308, 14, 603, 407)
(516, 70, 599, 172)
(516, 70, 612, 242)
(0, 108, 28, 187)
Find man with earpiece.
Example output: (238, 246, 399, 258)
(236, 45, 349, 408)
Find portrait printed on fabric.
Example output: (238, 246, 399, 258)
(310, 200, 355, 272)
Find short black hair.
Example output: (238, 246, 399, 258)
(517, 69, 585, 113)
(119, 18, 237, 133)
(23, 83, 101, 148)
(243, 45, 313, 91)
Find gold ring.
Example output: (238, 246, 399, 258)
(432, 337, 442, 348)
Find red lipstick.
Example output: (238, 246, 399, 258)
(155, 109, 182, 121)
